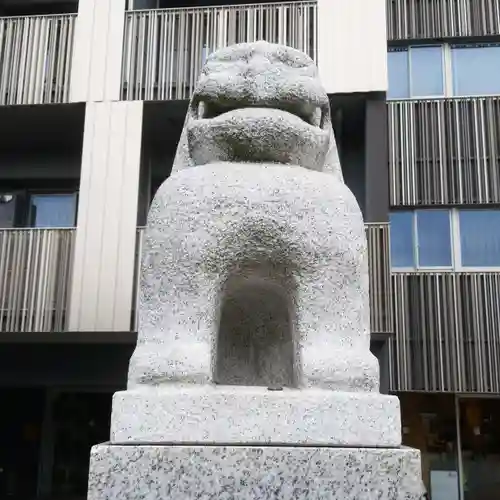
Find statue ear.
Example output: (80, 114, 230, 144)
(171, 109, 194, 174)
(322, 127, 344, 182)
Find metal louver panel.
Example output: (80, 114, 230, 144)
(366, 223, 394, 334)
(387, 0, 500, 40)
(0, 14, 76, 105)
(121, 1, 318, 101)
(0, 229, 75, 333)
(390, 272, 500, 393)
(388, 98, 500, 206)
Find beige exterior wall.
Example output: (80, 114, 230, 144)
(317, 0, 388, 94)
(70, 0, 127, 103)
(68, 101, 143, 331)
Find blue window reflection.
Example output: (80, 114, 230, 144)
(390, 211, 414, 267)
(459, 210, 500, 267)
(388, 50, 409, 99)
(29, 194, 77, 228)
(452, 44, 500, 96)
(410, 46, 444, 97)
(416, 210, 452, 267)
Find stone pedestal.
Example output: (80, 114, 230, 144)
(88, 444, 424, 499)
(110, 387, 401, 446)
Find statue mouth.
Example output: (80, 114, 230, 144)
(187, 95, 331, 170)
(193, 99, 326, 130)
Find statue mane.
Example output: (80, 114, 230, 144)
(171, 40, 343, 182)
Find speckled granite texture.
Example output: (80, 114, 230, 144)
(111, 386, 401, 446)
(126, 40, 385, 400)
(87, 444, 425, 499)
(87, 41, 425, 498)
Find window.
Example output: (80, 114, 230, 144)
(388, 43, 500, 99)
(390, 210, 452, 269)
(410, 46, 444, 97)
(0, 193, 17, 228)
(458, 210, 500, 267)
(387, 46, 444, 99)
(390, 209, 500, 270)
(389, 211, 414, 267)
(387, 49, 409, 99)
(28, 194, 77, 228)
(451, 44, 500, 96)
(416, 210, 452, 267)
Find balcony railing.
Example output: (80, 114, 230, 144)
(387, 0, 500, 40)
(388, 97, 500, 206)
(122, 1, 318, 101)
(390, 272, 500, 393)
(134, 223, 393, 334)
(0, 229, 75, 333)
(366, 223, 393, 334)
(0, 13, 76, 105)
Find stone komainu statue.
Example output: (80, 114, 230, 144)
(128, 40, 379, 394)
(89, 43, 424, 500)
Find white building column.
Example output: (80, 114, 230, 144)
(317, 0, 388, 94)
(68, 101, 143, 332)
(70, 0, 127, 103)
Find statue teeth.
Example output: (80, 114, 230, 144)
(198, 101, 206, 119)
(311, 107, 322, 127)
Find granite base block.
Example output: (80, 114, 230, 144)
(87, 444, 424, 499)
(111, 387, 401, 446)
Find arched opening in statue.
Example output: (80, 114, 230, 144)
(215, 276, 297, 388)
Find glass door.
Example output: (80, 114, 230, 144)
(459, 397, 500, 500)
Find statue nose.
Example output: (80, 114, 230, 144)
(241, 54, 271, 79)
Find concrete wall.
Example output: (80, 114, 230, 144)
(68, 101, 143, 331)
(318, 0, 388, 94)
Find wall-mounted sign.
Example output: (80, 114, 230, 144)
(430, 470, 459, 500)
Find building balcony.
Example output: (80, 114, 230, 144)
(0, 228, 75, 333)
(0, 13, 77, 105)
(121, 1, 318, 101)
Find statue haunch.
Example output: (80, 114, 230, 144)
(128, 41, 380, 393)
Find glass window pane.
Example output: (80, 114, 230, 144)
(410, 46, 444, 97)
(390, 211, 415, 268)
(416, 210, 452, 267)
(387, 50, 410, 99)
(459, 210, 500, 267)
(29, 194, 76, 228)
(0, 193, 16, 228)
(452, 45, 500, 96)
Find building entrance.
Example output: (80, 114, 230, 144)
(0, 388, 44, 499)
(400, 393, 500, 500)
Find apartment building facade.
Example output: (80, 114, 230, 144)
(0, 0, 497, 499)
(386, 1, 500, 499)
(0, 0, 390, 497)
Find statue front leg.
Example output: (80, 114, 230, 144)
(295, 271, 380, 393)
